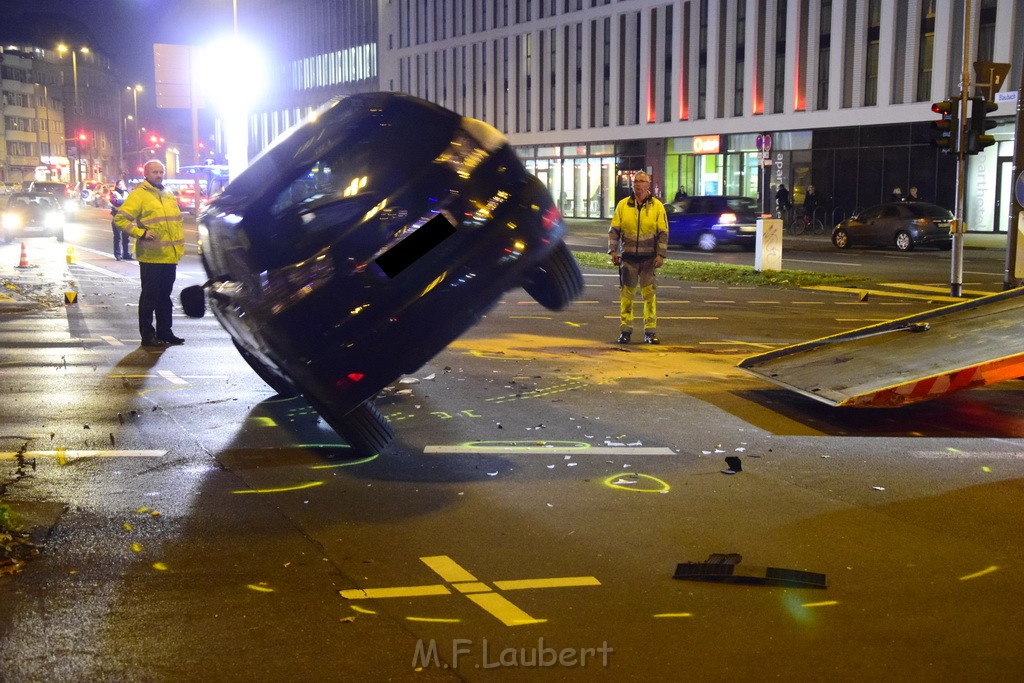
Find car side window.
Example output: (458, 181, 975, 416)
(880, 206, 900, 218)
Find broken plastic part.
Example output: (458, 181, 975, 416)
(674, 553, 827, 589)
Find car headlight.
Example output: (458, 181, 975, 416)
(2, 212, 22, 230)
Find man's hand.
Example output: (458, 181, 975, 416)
(654, 256, 665, 268)
(611, 254, 621, 266)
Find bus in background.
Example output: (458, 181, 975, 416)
(174, 165, 230, 214)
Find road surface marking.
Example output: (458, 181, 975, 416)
(157, 370, 188, 385)
(100, 335, 125, 346)
(424, 444, 674, 455)
(339, 554, 599, 627)
(0, 450, 165, 459)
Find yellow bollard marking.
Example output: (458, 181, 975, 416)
(340, 585, 450, 599)
(232, 481, 324, 494)
(494, 577, 601, 591)
(340, 554, 600, 626)
(421, 555, 478, 583)
(959, 566, 999, 581)
(465, 593, 547, 626)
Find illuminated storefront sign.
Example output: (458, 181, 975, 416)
(693, 135, 721, 154)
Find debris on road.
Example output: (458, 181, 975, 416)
(674, 553, 827, 589)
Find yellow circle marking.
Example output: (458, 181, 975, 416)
(603, 473, 670, 493)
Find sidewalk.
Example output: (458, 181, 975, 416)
(564, 217, 1008, 250)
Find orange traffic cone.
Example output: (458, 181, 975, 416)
(17, 242, 29, 268)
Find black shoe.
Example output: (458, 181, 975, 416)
(123, 255, 134, 261)
(644, 332, 660, 344)
(159, 334, 185, 345)
(616, 331, 631, 344)
(142, 337, 170, 349)
(114, 255, 122, 261)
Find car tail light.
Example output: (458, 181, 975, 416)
(718, 212, 737, 224)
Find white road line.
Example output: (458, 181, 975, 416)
(100, 335, 125, 346)
(157, 370, 188, 385)
(785, 258, 862, 267)
(424, 446, 675, 455)
(0, 450, 166, 459)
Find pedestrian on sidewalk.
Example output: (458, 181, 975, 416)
(113, 160, 186, 348)
(109, 180, 132, 260)
(608, 171, 668, 345)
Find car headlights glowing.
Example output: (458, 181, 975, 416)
(2, 212, 22, 230)
(44, 212, 65, 229)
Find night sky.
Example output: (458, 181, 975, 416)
(4, 0, 237, 88)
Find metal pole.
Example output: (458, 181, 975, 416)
(1002, 31, 1024, 289)
(950, 0, 973, 298)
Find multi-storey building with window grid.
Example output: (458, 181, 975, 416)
(245, 0, 1020, 233)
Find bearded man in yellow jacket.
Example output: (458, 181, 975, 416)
(113, 160, 186, 348)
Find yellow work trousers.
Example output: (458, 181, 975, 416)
(618, 257, 658, 332)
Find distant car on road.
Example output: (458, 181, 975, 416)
(831, 201, 953, 252)
(665, 195, 759, 251)
(184, 92, 584, 456)
(28, 181, 77, 214)
(1, 192, 65, 243)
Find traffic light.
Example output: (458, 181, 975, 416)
(930, 99, 959, 154)
(965, 96, 998, 155)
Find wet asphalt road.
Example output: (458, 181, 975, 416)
(0, 210, 1022, 681)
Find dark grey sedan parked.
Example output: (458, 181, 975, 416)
(831, 201, 953, 252)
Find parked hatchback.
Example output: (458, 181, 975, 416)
(832, 201, 953, 251)
(666, 195, 759, 251)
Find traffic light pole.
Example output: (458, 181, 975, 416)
(1005, 39, 1024, 290)
(949, 0, 972, 298)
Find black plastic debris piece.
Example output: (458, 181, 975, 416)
(674, 553, 827, 589)
(721, 456, 742, 474)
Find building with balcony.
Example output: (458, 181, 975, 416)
(243, 0, 1020, 233)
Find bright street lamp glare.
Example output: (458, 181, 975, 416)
(199, 36, 267, 113)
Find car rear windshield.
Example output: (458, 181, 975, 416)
(724, 197, 758, 216)
(906, 203, 953, 219)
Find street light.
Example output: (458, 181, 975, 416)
(57, 44, 90, 185)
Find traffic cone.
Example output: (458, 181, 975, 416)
(66, 246, 78, 265)
(17, 242, 29, 268)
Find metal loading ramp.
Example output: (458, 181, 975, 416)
(738, 287, 1024, 407)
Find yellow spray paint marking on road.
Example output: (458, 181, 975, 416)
(247, 584, 275, 593)
(603, 473, 671, 493)
(339, 555, 600, 627)
(801, 601, 839, 608)
(959, 566, 999, 581)
(406, 617, 462, 623)
(653, 613, 694, 618)
(424, 441, 674, 456)
(232, 481, 324, 494)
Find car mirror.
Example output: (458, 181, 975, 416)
(180, 285, 206, 318)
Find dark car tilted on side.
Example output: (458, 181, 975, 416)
(665, 195, 759, 251)
(185, 92, 584, 456)
(831, 201, 953, 252)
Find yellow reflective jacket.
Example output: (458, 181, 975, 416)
(113, 181, 184, 264)
(609, 194, 668, 259)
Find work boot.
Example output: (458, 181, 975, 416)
(616, 331, 631, 344)
(644, 331, 660, 344)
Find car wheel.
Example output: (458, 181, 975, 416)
(521, 241, 584, 311)
(697, 232, 718, 251)
(329, 400, 395, 457)
(232, 339, 296, 398)
(832, 229, 850, 249)
(894, 231, 914, 252)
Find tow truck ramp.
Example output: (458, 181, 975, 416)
(738, 287, 1024, 407)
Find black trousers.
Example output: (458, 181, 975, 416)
(138, 262, 177, 341)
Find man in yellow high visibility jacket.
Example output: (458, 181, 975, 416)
(608, 171, 668, 344)
(113, 160, 186, 348)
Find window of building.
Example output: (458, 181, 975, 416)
(915, 2, 934, 101)
(734, 1, 746, 116)
(817, 0, 831, 110)
(977, 0, 997, 63)
(773, 0, 787, 113)
(864, 0, 881, 106)
(697, 0, 708, 119)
